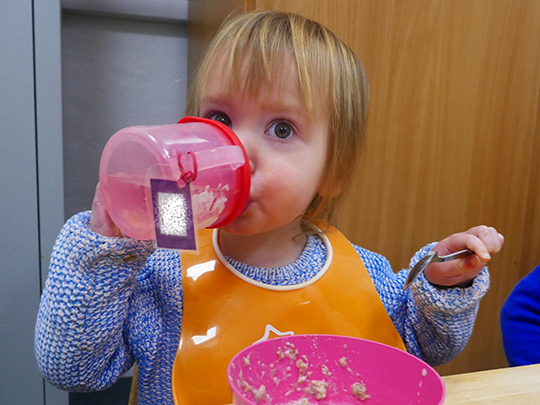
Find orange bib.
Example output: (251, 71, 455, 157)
(172, 226, 405, 404)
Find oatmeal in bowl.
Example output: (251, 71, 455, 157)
(227, 334, 445, 405)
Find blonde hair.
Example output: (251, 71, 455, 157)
(186, 10, 369, 228)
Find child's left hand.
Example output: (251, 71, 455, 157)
(423, 225, 505, 288)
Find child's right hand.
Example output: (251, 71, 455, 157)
(424, 225, 504, 287)
(90, 183, 124, 238)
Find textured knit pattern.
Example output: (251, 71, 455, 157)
(35, 211, 490, 405)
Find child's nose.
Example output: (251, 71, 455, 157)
(234, 129, 256, 174)
(244, 147, 255, 175)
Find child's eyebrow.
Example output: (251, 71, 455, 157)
(199, 93, 228, 107)
(260, 101, 308, 120)
(200, 93, 309, 120)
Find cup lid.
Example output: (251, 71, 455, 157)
(178, 116, 251, 228)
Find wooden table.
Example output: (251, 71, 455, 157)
(442, 363, 540, 404)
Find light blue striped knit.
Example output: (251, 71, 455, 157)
(35, 211, 489, 404)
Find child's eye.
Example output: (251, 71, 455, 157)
(207, 112, 232, 128)
(268, 121, 294, 139)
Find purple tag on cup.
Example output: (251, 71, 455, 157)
(150, 179, 197, 250)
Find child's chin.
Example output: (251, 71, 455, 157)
(219, 219, 257, 236)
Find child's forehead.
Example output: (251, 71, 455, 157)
(204, 53, 295, 94)
(200, 50, 329, 115)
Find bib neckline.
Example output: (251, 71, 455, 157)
(212, 225, 333, 291)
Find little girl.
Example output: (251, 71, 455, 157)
(35, 10, 504, 405)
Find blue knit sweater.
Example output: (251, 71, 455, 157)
(500, 263, 540, 366)
(35, 211, 489, 404)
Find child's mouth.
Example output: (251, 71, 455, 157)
(240, 199, 253, 215)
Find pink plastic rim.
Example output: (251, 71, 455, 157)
(178, 116, 251, 228)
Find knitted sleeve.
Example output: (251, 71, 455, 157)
(34, 211, 155, 391)
(500, 264, 540, 366)
(355, 244, 490, 367)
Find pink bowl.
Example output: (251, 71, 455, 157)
(227, 335, 445, 405)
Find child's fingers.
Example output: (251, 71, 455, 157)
(465, 225, 504, 256)
(436, 232, 489, 261)
(425, 225, 503, 287)
(434, 234, 489, 271)
(425, 255, 483, 287)
(90, 183, 124, 237)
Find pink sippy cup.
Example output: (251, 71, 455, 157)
(99, 117, 250, 244)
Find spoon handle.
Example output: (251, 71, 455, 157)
(402, 249, 474, 290)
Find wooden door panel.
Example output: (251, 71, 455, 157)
(190, 0, 540, 375)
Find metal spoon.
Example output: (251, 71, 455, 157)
(402, 248, 474, 290)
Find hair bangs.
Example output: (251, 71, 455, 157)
(199, 12, 334, 115)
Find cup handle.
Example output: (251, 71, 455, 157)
(179, 145, 246, 173)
